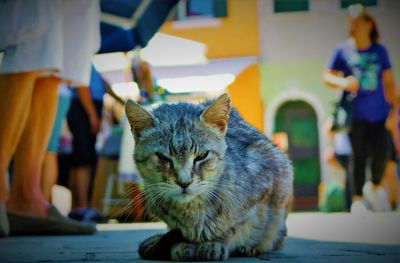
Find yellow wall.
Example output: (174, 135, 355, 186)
(227, 64, 263, 131)
(160, 0, 259, 59)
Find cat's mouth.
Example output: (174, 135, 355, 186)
(179, 189, 192, 197)
(173, 190, 195, 203)
(175, 195, 194, 203)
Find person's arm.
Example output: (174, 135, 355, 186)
(385, 108, 399, 156)
(397, 91, 400, 107)
(382, 69, 396, 107)
(75, 87, 100, 134)
(322, 70, 359, 92)
(323, 118, 341, 170)
(136, 62, 155, 98)
(103, 78, 125, 105)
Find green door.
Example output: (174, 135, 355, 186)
(274, 101, 320, 210)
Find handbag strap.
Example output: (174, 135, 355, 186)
(338, 39, 360, 106)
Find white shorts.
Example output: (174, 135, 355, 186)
(0, 0, 100, 86)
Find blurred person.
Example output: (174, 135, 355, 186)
(67, 65, 123, 223)
(41, 84, 72, 202)
(131, 59, 167, 105)
(382, 105, 400, 209)
(0, 0, 100, 237)
(272, 132, 289, 154)
(396, 106, 400, 210)
(324, 118, 353, 210)
(132, 60, 155, 104)
(322, 5, 397, 213)
(114, 58, 166, 222)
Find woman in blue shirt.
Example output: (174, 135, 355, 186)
(322, 5, 397, 213)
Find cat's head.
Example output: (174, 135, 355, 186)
(125, 94, 231, 203)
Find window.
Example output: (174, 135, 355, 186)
(172, 0, 227, 21)
(341, 0, 377, 8)
(273, 0, 309, 13)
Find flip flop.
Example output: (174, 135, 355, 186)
(7, 205, 97, 236)
(0, 203, 9, 237)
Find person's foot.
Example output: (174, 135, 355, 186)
(68, 208, 108, 223)
(350, 199, 371, 215)
(7, 205, 96, 236)
(397, 198, 400, 211)
(0, 203, 9, 237)
(6, 195, 49, 218)
(363, 181, 391, 212)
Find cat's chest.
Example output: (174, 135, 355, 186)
(156, 201, 233, 242)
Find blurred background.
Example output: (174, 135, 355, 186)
(3, 0, 399, 222)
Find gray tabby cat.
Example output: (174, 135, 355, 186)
(125, 94, 293, 261)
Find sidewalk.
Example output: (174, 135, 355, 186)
(0, 212, 399, 262)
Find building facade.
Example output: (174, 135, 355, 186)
(156, 0, 400, 209)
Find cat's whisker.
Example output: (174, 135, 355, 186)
(142, 188, 165, 214)
(108, 188, 138, 218)
(110, 192, 147, 220)
(205, 190, 231, 218)
(110, 186, 162, 220)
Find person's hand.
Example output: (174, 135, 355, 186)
(344, 76, 359, 92)
(89, 113, 100, 134)
(385, 108, 395, 130)
(325, 147, 342, 171)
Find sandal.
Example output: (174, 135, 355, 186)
(7, 205, 96, 236)
(0, 203, 9, 237)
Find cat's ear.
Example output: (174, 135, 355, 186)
(200, 93, 231, 133)
(125, 99, 156, 136)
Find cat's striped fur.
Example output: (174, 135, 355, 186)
(125, 94, 293, 261)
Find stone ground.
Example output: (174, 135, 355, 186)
(0, 212, 400, 263)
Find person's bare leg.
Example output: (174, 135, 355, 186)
(397, 177, 400, 210)
(41, 152, 59, 202)
(0, 72, 37, 204)
(70, 166, 91, 209)
(7, 76, 59, 217)
(381, 160, 398, 207)
(352, 195, 363, 201)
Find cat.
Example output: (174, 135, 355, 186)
(125, 94, 293, 261)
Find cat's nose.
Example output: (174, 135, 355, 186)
(176, 180, 192, 189)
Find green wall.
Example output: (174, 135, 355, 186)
(261, 60, 337, 120)
(261, 55, 400, 123)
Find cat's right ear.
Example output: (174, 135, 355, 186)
(200, 93, 231, 134)
(125, 99, 156, 136)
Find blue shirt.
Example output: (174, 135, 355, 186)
(72, 65, 105, 101)
(327, 42, 392, 122)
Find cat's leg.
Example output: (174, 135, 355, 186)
(255, 208, 287, 253)
(171, 241, 229, 261)
(138, 229, 184, 260)
(272, 222, 287, 251)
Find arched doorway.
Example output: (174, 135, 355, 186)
(274, 100, 320, 210)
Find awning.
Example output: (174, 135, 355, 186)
(99, 0, 179, 54)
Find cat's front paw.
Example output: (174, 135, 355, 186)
(231, 246, 260, 257)
(171, 242, 196, 261)
(196, 241, 229, 261)
(139, 229, 184, 260)
(138, 234, 163, 259)
(171, 241, 229, 261)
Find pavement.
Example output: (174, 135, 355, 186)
(0, 212, 400, 263)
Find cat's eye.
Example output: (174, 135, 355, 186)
(155, 152, 171, 164)
(194, 151, 209, 163)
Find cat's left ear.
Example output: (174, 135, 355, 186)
(200, 93, 231, 133)
(125, 99, 156, 137)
